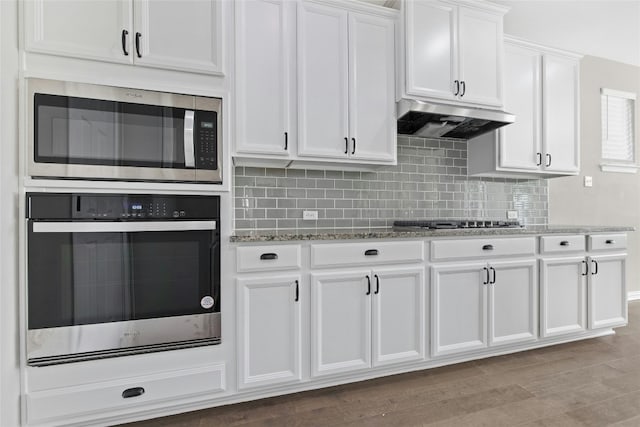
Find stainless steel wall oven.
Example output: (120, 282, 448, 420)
(27, 78, 222, 183)
(26, 193, 221, 366)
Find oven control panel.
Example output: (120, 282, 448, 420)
(27, 193, 220, 221)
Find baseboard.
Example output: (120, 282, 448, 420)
(628, 291, 640, 301)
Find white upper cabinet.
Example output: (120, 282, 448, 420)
(298, 2, 396, 163)
(133, 0, 223, 74)
(402, 0, 507, 108)
(348, 13, 396, 162)
(235, 0, 295, 158)
(404, 1, 457, 102)
(297, 2, 350, 159)
(24, 0, 133, 64)
(468, 37, 581, 178)
(24, 0, 224, 75)
(457, 6, 503, 107)
(498, 43, 542, 171)
(543, 53, 580, 174)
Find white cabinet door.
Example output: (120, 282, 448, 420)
(588, 254, 627, 329)
(372, 267, 425, 366)
(348, 12, 396, 162)
(457, 6, 503, 107)
(543, 53, 580, 173)
(237, 276, 302, 389)
(311, 270, 371, 377)
(431, 262, 488, 357)
(297, 2, 350, 159)
(488, 259, 537, 346)
(540, 257, 587, 337)
(235, 0, 295, 156)
(133, 0, 223, 74)
(404, 0, 457, 102)
(499, 43, 542, 171)
(24, 0, 133, 64)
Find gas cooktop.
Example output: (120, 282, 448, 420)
(393, 219, 522, 230)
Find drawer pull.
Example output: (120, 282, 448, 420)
(364, 249, 379, 256)
(489, 266, 496, 284)
(122, 387, 145, 399)
(366, 275, 371, 295)
(482, 244, 494, 251)
(483, 267, 489, 285)
(260, 253, 278, 261)
(560, 241, 570, 246)
(606, 239, 615, 244)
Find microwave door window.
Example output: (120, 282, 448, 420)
(119, 104, 186, 168)
(36, 95, 119, 165)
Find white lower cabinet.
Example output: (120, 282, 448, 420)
(588, 254, 627, 329)
(431, 259, 537, 358)
(540, 256, 587, 337)
(311, 266, 425, 377)
(237, 275, 302, 389)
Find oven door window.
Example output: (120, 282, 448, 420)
(34, 93, 198, 169)
(27, 227, 219, 329)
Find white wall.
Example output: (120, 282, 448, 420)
(495, 0, 640, 67)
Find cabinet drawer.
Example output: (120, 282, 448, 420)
(540, 235, 585, 254)
(588, 234, 627, 251)
(311, 241, 424, 268)
(237, 244, 302, 273)
(431, 237, 535, 261)
(27, 364, 225, 424)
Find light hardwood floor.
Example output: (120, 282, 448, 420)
(126, 301, 640, 427)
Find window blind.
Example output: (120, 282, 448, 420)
(601, 89, 636, 162)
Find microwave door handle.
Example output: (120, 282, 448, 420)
(184, 110, 196, 168)
(31, 221, 217, 233)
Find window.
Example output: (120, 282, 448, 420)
(601, 88, 637, 173)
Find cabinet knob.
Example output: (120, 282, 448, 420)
(453, 80, 460, 96)
(284, 132, 288, 151)
(460, 81, 466, 97)
(344, 137, 349, 154)
(545, 153, 552, 167)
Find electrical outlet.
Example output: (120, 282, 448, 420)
(584, 176, 593, 187)
(507, 210, 518, 220)
(303, 210, 318, 220)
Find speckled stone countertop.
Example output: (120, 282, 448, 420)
(230, 225, 635, 242)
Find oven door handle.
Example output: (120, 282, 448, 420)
(184, 110, 196, 168)
(31, 221, 217, 233)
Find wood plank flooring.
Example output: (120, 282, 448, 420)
(125, 301, 640, 427)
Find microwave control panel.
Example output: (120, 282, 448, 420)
(27, 193, 220, 221)
(195, 111, 218, 171)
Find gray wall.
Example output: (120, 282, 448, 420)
(549, 56, 640, 293)
(234, 136, 548, 230)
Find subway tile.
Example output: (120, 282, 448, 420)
(265, 168, 286, 177)
(278, 199, 297, 209)
(257, 198, 277, 208)
(297, 199, 317, 209)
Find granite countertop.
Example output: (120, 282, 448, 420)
(230, 225, 635, 242)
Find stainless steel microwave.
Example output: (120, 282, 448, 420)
(27, 78, 222, 183)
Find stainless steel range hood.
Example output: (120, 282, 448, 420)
(397, 99, 515, 140)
